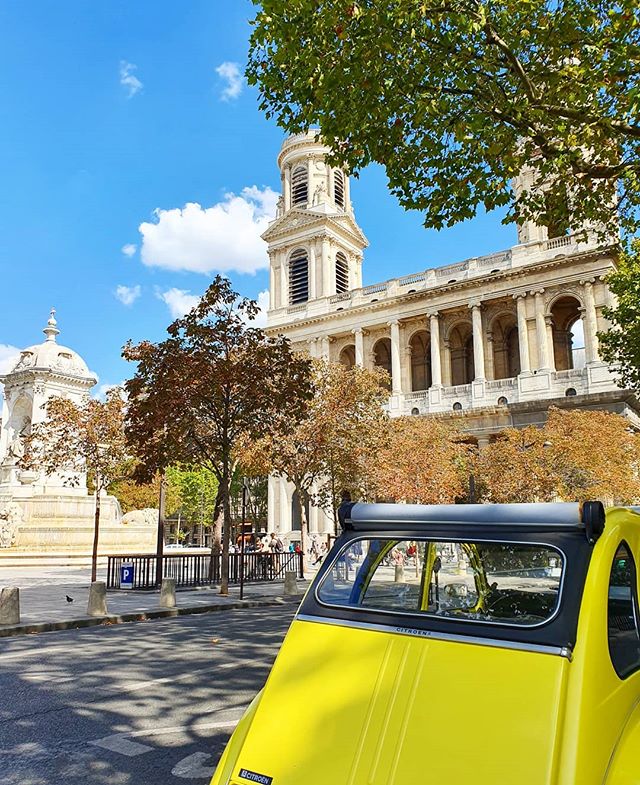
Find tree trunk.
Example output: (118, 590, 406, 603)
(91, 483, 101, 583)
(208, 488, 223, 582)
(219, 464, 231, 596)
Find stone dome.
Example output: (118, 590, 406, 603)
(6, 310, 97, 382)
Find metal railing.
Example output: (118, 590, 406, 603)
(106, 551, 304, 590)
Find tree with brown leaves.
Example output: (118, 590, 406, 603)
(239, 360, 388, 549)
(363, 416, 473, 505)
(123, 276, 312, 594)
(22, 390, 129, 582)
(476, 408, 640, 503)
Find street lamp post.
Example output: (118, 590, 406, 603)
(240, 478, 249, 600)
(155, 469, 166, 588)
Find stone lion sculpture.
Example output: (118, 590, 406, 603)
(122, 508, 158, 526)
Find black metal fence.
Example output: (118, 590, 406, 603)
(106, 551, 304, 590)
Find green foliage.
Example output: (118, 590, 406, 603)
(248, 0, 640, 235)
(599, 240, 640, 393)
(166, 465, 219, 526)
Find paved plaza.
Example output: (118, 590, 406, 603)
(0, 604, 296, 785)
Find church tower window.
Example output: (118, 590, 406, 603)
(334, 169, 345, 209)
(291, 165, 308, 207)
(335, 252, 349, 294)
(289, 249, 309, 304)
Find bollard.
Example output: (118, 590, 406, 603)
(160, 577, 177, 608)
(87, 581, 108, 616)
(283, 571, 298, 596)
(0, 587, 20, 625)
(394, 564, 405, 583)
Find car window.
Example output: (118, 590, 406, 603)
(317, 538, 564, 627)
(607, 541, 640, 679)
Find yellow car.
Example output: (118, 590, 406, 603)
(210, 501, 640, 785)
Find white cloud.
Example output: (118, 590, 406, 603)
(241, 290, 269, 329)
(94, 382, 125, 401)
(215, 61, 244, 101)
(139, 186, 278, 276)
(157, 288, 201, 319)
(119, 61, 143, 98)
(121, 243, 137, 258)
(115, 284, 142, 306)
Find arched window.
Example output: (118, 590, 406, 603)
(373, 338, 392, 390)
(336, 252, 349, 294)
(410, 331, 431, 391)
(291, 165, 308, 207)
(550, 297, 583, 371)
(289, 249, 309, 304)
(339, 345, 356, 369)
(334, 169, 345, 209)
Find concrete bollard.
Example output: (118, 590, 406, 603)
(87, 581, 108, 617)
(394, 564, 405, 583)
(160, 577, 177, 608)
(0, 587, 20, 625)
(283, 571, 298, 596)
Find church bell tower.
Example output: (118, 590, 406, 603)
(262, 131, 368, 316)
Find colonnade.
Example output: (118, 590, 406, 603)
(307, 283, 602, 393)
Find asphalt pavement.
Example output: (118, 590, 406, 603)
(0, 604, 297, 785)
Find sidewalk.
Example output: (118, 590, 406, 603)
(0, 579, 310, 639)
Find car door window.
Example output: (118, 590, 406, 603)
(608, 541, 640, 679)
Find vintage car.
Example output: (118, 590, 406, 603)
(210, 501, 640, 785)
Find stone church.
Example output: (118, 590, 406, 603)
(264, 131, 638, 537)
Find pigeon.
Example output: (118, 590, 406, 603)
(65, 595, 74, 603)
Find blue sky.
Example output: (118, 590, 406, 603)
(0, 0, 514, 393)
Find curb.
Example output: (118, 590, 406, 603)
(0, 596, 300, 639)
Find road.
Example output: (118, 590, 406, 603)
(0, 605, 296, 785)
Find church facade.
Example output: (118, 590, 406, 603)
(264, 131, 637, 537)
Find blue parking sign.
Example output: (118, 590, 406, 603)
(120, 563, 134, 589)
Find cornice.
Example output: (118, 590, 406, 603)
(266, 246, 616, 336)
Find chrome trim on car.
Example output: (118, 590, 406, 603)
(296, 613, 573, 659)
(314, 535, 567, 630)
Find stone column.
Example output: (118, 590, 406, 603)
(389, 320, 402, 394)
(355, 255, 363, 288)
(545, 316, 556, 371)
(321, 237, 331, 297)
(308, 338, 318, 358)
(344, 173, 351, 211)
(284, 166, 291, 211)
(582, 279, 600, 364)
(470, 304, 486, 381)
(269, 265, 275, 310)
(307, 156, 313, 208)
(354, 328, 364, 367)
(534, 290, 550, 371)
(515, 294, 531, 374)
(321, 336, 331, 360)
(280, 256, 288, 308)
(308, 245, 317, 300)
(429, 313, 442, 387)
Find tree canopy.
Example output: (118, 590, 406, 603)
(248, 0, 640, 235)
(123, 276, 312, 593)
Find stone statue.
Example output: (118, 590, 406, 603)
(312, 181, 327, 206)
(122, 508, 159, 526)
(0, 503, 22, 548)
(276, 195, 284, 218)
(6, 433, 24, 465)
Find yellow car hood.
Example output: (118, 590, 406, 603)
(228, 618, 569, 785)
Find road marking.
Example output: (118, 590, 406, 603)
(172, 752, 217, 779)
(90, 718, 239, 758)
(91, 736, 153, 757)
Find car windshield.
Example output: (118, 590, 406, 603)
(317, 538, 564, 627)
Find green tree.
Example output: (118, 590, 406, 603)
(599, 239, 640, 394)
(166, 465, 219, 541)
(123, 276, 312, 594)
(248, 0, 640, 235)
(22, 390, 129, 582)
